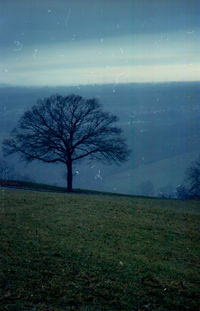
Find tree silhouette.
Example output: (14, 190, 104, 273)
(176, 156, 200, 199)
(3, 94, 130, 191)
(186, 156, 200, 198)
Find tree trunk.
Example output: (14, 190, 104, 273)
(67, 161, 73, 192)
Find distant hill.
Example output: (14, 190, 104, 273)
(0, 82, 200, 196)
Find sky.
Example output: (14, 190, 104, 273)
(0, 0, 200, 86)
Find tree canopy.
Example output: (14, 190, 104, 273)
(186, 156, 200, 198)
(3, 94, 130, 191)
(176, 155, 200, 199)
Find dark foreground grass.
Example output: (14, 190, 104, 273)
(0, 189, 199, 310)
(0, 180, 67, 193)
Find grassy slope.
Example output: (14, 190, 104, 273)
(0, 180, 67, 193)
(0, 189, 199, 310)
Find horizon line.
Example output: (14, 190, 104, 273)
(0, 80, 200, 89)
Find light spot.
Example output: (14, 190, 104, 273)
(186, 30, 194, 34)
(13, 40, 23, 52)
(33, 49, 38, 58)
(65, 8, 71, 28)
(95, 169, 103, 181)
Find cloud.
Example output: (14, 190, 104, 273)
(1, 0, 200, 86)
(1, 30, 199, 86)
(1, 63, 199, 87)
(1, 0, 199, 49)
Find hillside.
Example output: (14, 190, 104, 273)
(0, 189, 199, 310)
(1, 82, 200, 196)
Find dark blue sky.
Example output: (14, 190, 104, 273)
(0, 0, 200, 85)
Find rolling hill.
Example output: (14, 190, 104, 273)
(0, 188, 199, 310)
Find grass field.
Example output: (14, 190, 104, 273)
(0, 188, 199, 310)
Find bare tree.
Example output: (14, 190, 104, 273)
(3, 94, 130, 192)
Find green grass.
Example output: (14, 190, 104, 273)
(0, 189, 199, 310)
